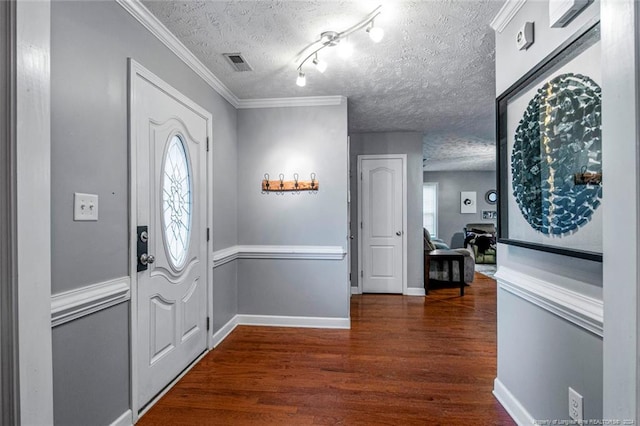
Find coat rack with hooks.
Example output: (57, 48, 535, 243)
(262, 173, 319, 193)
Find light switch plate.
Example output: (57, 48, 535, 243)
(74, 193, 98, 221)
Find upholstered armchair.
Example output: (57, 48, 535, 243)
(423, 229, 475, 284)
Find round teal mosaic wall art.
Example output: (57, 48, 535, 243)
(511, 73, 602, 236)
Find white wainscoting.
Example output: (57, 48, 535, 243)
(493, 378, 536, 425)
(212, 245, 347, 268)
(50, 277, 131, 327)
(495, 266, 603, 337)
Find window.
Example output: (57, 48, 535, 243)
(423, 183, 438, 238)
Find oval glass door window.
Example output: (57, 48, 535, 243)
(162, 134, 192, 269)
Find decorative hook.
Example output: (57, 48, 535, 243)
(293, 173, 300, 192)
(310, 172, 316, 190)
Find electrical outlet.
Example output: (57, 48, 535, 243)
(74, 193, 99, 221)
(568, 387, 583, 422)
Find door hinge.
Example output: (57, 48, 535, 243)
(207, 228, 210, 241)
(206, 317, 210, 331)
(360, 172, 363, 180)
(206, 137, 210, 152)
(349, 272, 352, 281)
(360, 221, 363, 229)
(360, 270, 363, 277)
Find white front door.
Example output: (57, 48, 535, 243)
(359, 156, 405, 293)
(132, 64, 209, 410)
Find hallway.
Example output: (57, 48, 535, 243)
(140, 274, 513, 425)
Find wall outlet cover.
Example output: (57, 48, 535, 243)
(568, 387, 583, 422)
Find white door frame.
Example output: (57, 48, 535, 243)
(128, 59, 213, 420)
(5, 1, 55, 424)
(357, 154, 408, 295)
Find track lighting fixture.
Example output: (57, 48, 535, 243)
(312, 54, 327, 73)
(294, 5, 383, 87)
(296, 71, 306, 87)
(367, 20, 384, 43)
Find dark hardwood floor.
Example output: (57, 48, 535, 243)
(139, 273, 514, 425)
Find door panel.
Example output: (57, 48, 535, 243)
(133, 73, 208, 409)
(361, 158, 404, 293)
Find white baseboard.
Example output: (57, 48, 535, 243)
(493, 378, 536, 425)
(110, 409, 133, 426)
(236, 314, 350, 329)
(350, 286, 361, 295)
(404, 287, 426, 296)
(211, 316, 239, 348)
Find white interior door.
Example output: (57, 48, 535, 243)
(133, 67, 209, 410)
(360, 157, 405, 293)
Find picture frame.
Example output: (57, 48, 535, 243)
(482, 210, 497, 220)
(460, 191, 477, 214)
(497, 21, 602, 262)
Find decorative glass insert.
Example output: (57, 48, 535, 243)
(162, 135, 192, 269)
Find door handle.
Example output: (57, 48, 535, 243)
(396, 231, 402, 236)
(140, 253, 155, 266)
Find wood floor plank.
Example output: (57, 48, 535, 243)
(139, 273, 514, 425)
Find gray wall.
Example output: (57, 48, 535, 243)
(237, 104, 349, 318)
(423, 170, 497, 248)
(349, 132, 423, 290)
(51, 1, 239, 422)
(52, 303, 130, 426)
(494, 0, 603, 422)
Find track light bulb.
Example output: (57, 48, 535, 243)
(313, 56, 327, 73)
(337, 39, 353, 59)
(296, 71, 306, 87)
(367, 25, 384, 43)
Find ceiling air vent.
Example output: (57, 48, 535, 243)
(223, 53, 253, 72)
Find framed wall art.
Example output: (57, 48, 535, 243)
(496, 22, 602, 262)
(460, 191, 477, 214)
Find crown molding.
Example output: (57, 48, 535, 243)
(116, 0, 240, 108)
(490, 0, 528, 33)
(117, 1, 349, 111)
(237, 96, 347, 109)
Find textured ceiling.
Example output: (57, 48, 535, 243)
(143, 0, 503, 171)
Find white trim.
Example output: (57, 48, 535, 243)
(212, 246, 240, 267)
(109, 409, 133, 426)
(211, 316, 239, 348)
(15, 1, 54, 423)
(129, 59, 214, 421)
(357, 154, 408, 295)
(236, 314, 351, 329)
(404, 287, 426, 297)
(493, 378, 536, 425)
(212, 245, 346, 267)
(237, 96, 346, 109)
(350, 286, 361, 295)
(496, 266, 604, 337)
(490, 0, 528, 33)
(116, 0, 239, 108)
(51, 277, 131, 327)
